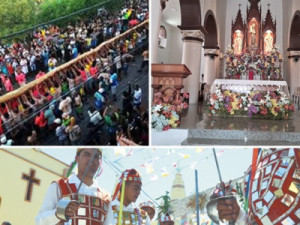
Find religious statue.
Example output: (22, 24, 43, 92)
(234, 32, 243, 55)
(249, 23, 256, 46)
(264, 32, 273, 53)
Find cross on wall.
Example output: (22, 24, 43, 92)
(22, 169, 40, 201)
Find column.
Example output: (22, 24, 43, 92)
(151, 0, 168, 63)
(288, 50, 300, 99)
(181, 30, 205, 104)
(203, 48, 219, 85)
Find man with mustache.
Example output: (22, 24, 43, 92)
(36, 148, 111, 225)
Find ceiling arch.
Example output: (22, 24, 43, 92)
(288, 11, 300, 50)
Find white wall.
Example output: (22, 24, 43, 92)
(157, 22, 183, 64)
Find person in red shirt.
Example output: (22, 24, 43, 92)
(6, 62, 14, 79)
(4, 77, 13, 92)
(34, 111, 47, 141)
(35, 71, 45, 79)
(15, 68, 26, 87)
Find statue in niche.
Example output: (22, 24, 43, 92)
(249, 22, 256, 46)
(234, 32, 243, 55)
(264, 32, 273, 53)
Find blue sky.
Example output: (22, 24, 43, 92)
(41, 147, 253, 206)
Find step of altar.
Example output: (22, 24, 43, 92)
(181, 129, 300, 145)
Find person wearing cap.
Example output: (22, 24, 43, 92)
(139, 201, 155, 220)
(104, 169, 151, 225)
(36, 148, 111, 225)
(55, 118, 69, 145)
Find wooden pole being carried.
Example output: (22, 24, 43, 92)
(0, 19, 149, 104)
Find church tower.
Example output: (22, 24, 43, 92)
(170, 169, 186, 200)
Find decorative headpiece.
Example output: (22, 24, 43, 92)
(139, 201, 155, 211)
(112, 169, 142, 200)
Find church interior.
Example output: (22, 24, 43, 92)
(151, 0, 300, 145)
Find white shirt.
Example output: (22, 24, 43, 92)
(35, 174, 100, 225)
(59, 97, 72, 115)
(88, 110, 102, 125)
(20, 58, 28, 74)
(133, 88, 142, 104)
(114, 56, 122, 69)
(104, 199, 151, 225)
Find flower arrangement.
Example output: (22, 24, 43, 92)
(152, 91, 189, 131)
(209, 85, 295, 120)
(225, 45, 283, 80)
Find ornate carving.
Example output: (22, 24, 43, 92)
(262, 7, 276, 53)
(181, 30, 205, 43)
(152, 64, 191, 100)
(246, 0, 261, 49)
(231, 8, 246, 51)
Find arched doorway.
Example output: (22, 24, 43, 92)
(203, 10, 219, 87)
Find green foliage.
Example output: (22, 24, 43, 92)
(0, 0, 37, 37)
(0, 0, 124, 39)
(156, 191, 173, 219)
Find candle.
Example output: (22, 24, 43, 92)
(265, 62, 268, 67)
(227, 57, 230, 62)
(272, 58, 274, 63)
(279, 54, 282, 60)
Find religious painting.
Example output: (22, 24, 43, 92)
(233, 30, 243, 55)
(264, 30, 274, 54)
(249, 19, 258, 47)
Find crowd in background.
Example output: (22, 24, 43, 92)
(0, 0, 149, 146)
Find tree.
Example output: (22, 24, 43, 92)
(0, 0, 37, 36)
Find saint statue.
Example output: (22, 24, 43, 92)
(264, 32, 273, 53)
(249, 23, 256, 46)
(233, 32, 242, 55)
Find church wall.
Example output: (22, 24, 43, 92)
(157, 21, 183, 64)
(0, 149, 67, 224)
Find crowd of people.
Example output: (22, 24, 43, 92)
(0, 0, 149, 145)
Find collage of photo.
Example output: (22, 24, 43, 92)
(0, 0, 300, 225)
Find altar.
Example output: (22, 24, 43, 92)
(208, 79, 294, 120)
(226, 1, 283, 81)
(211, 79, 290, 98)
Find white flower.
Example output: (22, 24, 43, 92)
(259, 99, 265, 105)
(152, 105, 162, 112)
(244, 107, 248, 111)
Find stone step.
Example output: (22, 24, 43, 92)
(181, 129, 300, 145)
